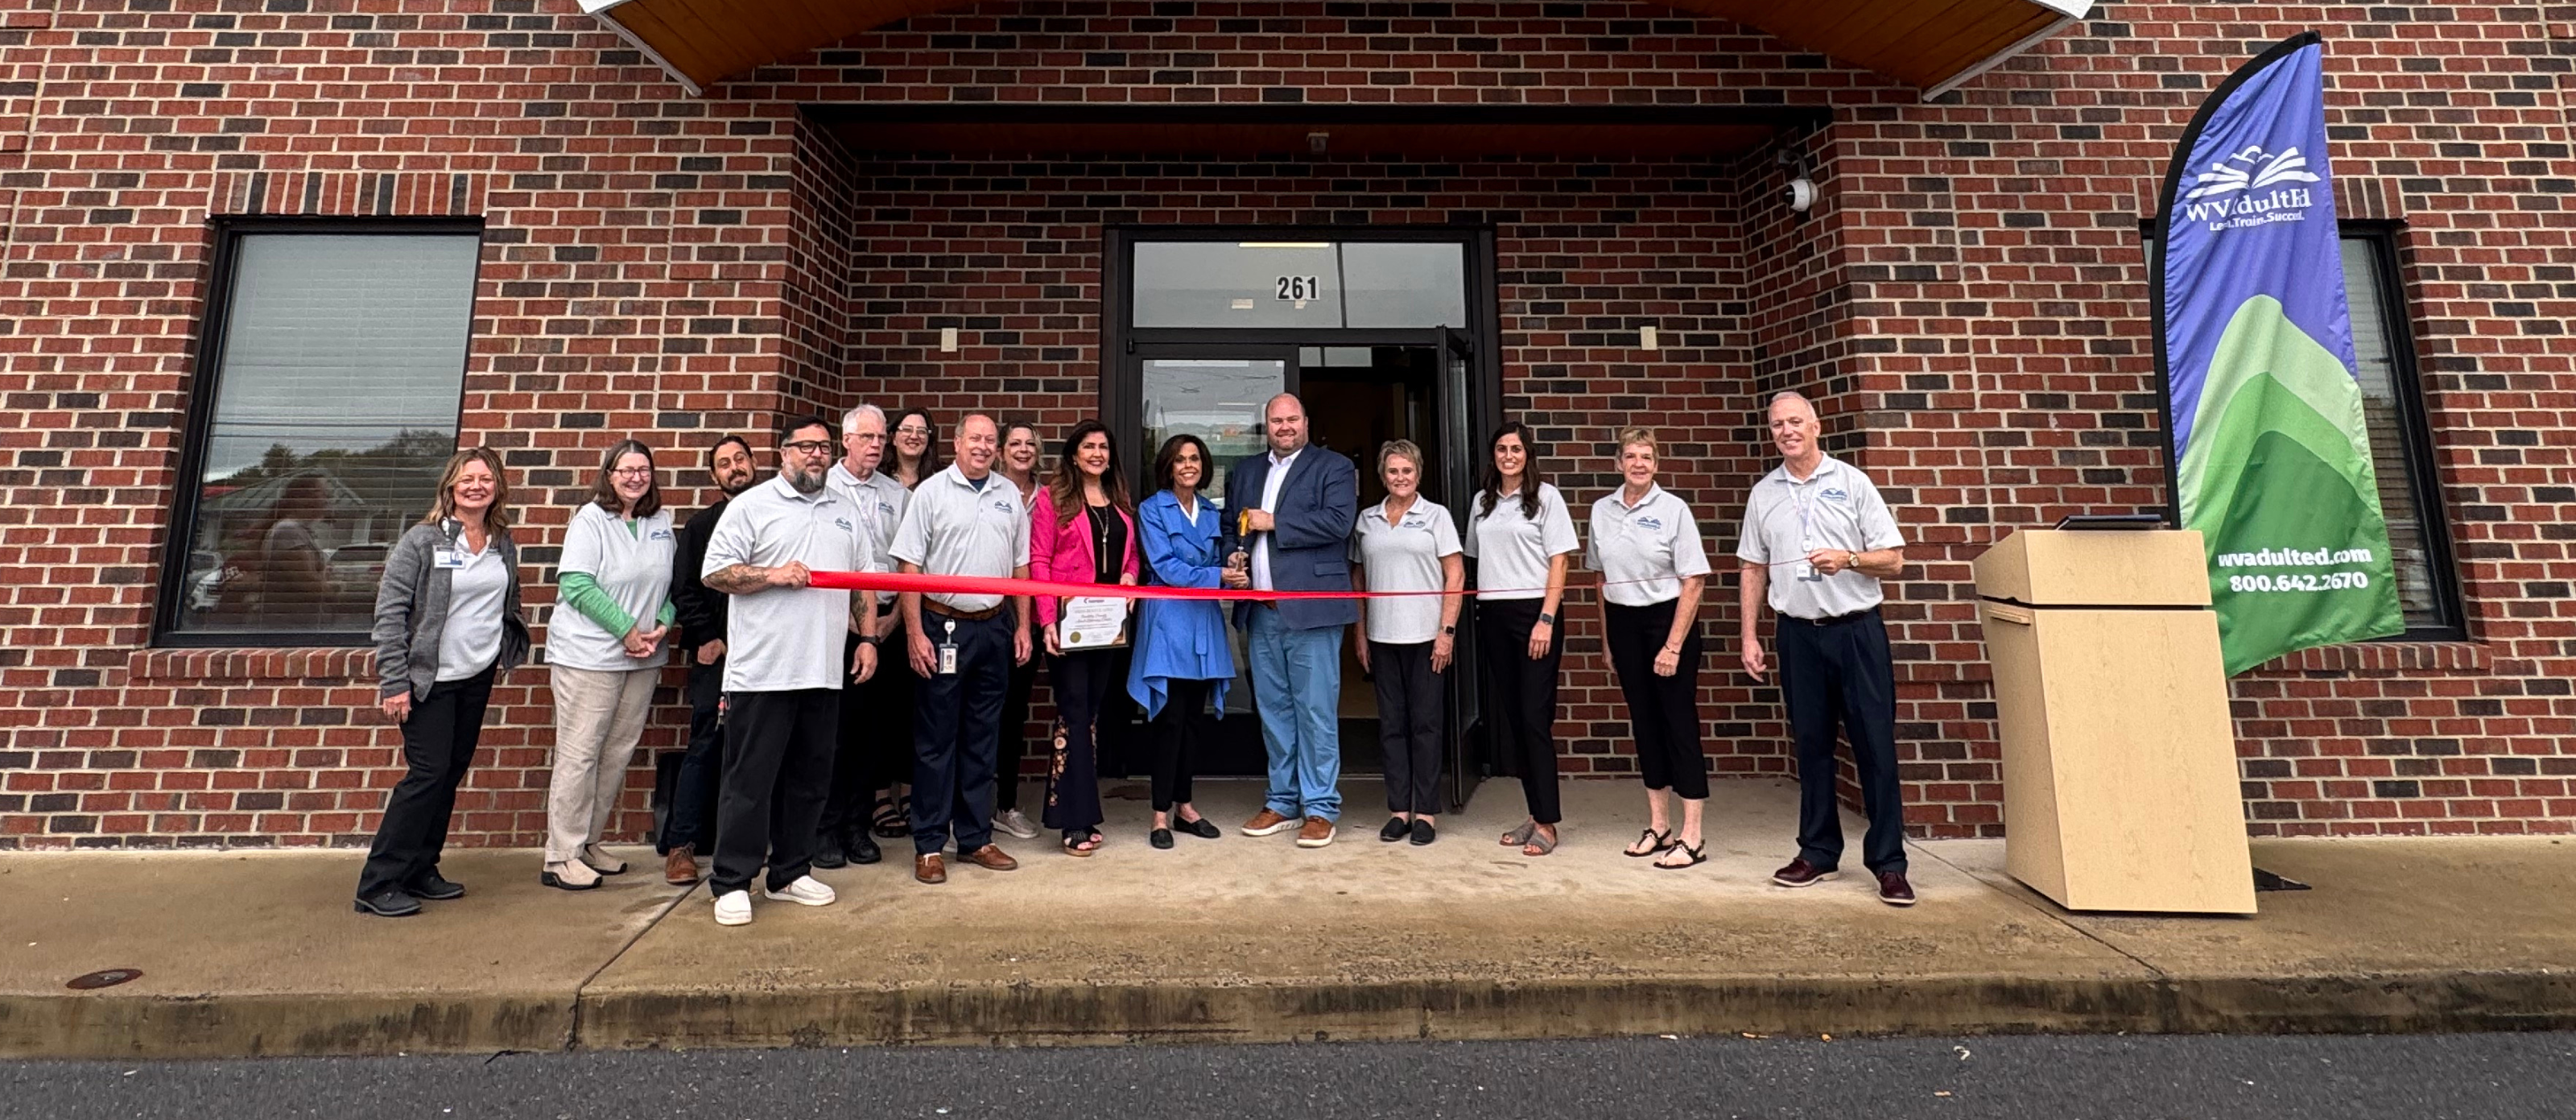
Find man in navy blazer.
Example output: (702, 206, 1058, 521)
(1220, 392, 1360, 847)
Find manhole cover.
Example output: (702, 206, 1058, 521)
(66, 969, 143, 990)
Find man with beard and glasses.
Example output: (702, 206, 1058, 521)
(815, 403, 910, 870)
(698, 417, 881, 927)
(658, 433, 758, 886)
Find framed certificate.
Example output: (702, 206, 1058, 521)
(1059, 596, 1130, 650)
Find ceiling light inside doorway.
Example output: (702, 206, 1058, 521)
(1237, 242, 1330, 249)
(1230, 299, 1256, 309)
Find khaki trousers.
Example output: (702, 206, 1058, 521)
(546, 663, 658, 862)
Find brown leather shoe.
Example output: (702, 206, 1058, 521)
(1876, 870, 1918, 907)
(1242, 808, 1297, 837)
(960, 844, 1018, 871)
(1295, 816, 1336, 848)
(663, 845, 700, 886)
(914, 853, 947, 884)
(1771, 857, 1839, 887)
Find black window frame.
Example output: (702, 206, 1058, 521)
(2142, 218, 2469, 642)
(154, 216, 487, 649)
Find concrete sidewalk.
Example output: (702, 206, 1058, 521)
(3, 779, 2571, 1059)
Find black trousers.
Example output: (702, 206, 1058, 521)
(1604, 600, 1710, 799)
(1776, 610, 1908, 874)
(911, 611, 1011, 855)
(658, 656, 725, 853)
(356, 667, 495, 899)
(709, 688, 837, 895)
(1370, 640, 1446, 816)
(1043, 650, 1115, 833)
(1150, 677, 1213, 812)
(820, 633, 871, 837)
(859, 618, 918, 796)
(1475, 597, 1564, 825)
(994, 654, 1038, 812)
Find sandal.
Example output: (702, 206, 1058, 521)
(1654, 841, 1707, 870)
(1521, 825, 1558, 857)
(1062, 830, 1101, 857)
(870, 794, 909, 839)
(1624, 828, 1673, 858)
(1501, 820, 1538, 848)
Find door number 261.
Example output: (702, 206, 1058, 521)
(1275, 275, 1322, 301)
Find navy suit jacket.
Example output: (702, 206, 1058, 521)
(1220, 445, 1360, 631)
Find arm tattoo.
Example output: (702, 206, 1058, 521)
(704, 563, 769, 594)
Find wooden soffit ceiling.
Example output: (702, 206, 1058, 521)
(580, 0, 2095, 100)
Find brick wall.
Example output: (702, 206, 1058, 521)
(0, 0, 2569, 849)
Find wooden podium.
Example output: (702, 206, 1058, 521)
(1973, 529, 2256, 915)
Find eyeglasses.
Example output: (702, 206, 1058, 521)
(610, 467, 655, 478)
(895, 425, 932, 437)
(782, 440, 836, 455)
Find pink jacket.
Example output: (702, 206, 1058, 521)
(1028, 486, 1141, 626)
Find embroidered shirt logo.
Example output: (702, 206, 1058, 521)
(1820, 488, 1850, 503)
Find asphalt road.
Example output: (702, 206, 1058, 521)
(6, 1031, 2572, 1120)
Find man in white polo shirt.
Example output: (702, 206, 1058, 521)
(699, 416, 880, 927)
(1736, 390, 1914, 907)
(888, 413, 1030, 885)
(813, 402, 908, 870)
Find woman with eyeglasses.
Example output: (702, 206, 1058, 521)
(992, 421, 1047, 841)
(1030, 419, 1140, 857)
(1463, 421, 1579, 857)
(353, 448, 530, 917)
(890, 408, 941, 490)
(540, 439, 676, 891)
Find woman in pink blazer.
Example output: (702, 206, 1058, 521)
(1029, 419, 1141, 855)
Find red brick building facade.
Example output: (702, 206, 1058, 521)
(1, 0, 2569, 849)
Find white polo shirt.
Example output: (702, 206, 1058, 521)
(1585, 483, 1711, 608)
(703, 475, 864, 692)
(1349, 496, 1461, 644)
(828, 461, 905, 576)
(1735, 455, 1906, 620)
(1463, 482, 1579, 601)
(888, 464, 1031, 612)
(550, 503, 676, 672)
(436, 535, 508, 683)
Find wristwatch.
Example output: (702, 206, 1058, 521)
(1441, 625, 1457, 636)
(857, 634, 882, 647)
(1537, 612, 1556, 626)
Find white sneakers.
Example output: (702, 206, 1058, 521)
(712, 890, 753, 926)
(765, 875, 836, 907)
(994, 808, 1039, 840)
(713, 876, 834, 927)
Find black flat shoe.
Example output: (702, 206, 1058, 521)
(811, 830, 848, 870)
(1379, 816, 1410, 842)
(405, 873, 464, 901)
(847, 830, 882, 866)
(1410, 820, 1438, 846)
(1175, 816, 1221, 840)
(353, 889, 421, 917)
(1150, 828, 1174, 849)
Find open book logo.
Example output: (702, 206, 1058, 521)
(2183, 145, 2322, 200)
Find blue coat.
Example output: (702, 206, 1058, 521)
(1220, 446, 1360, 631)
(1126, 490, 1235, 719)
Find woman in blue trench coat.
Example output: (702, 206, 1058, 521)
(1126, 432, 1235, 849)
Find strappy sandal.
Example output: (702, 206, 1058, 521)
(870, 794, 909, 839)
(1654, 841, 1707, 870)
(1501, 820, 1538, 848)
(1062, 830, 1101, 857)
(1521, 825, 1558, 857)
(1624, 828, 1673, 858)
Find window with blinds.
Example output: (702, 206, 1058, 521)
(2339, 233, 2464, 637)
(159, 225, 483, 644)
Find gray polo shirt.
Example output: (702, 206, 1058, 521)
(1735, 455, 1906, 620)
(888, 464, 1031, 612)
(828, 461, 906, 576)
(1349, 496, 1461, 645)
(703, 475, 864, 692)
(1585, 483, 1711, 608)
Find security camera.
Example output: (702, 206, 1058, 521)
(1785, 177, 1817, 213)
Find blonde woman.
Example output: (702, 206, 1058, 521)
(1350, 440, 1463, 845)
(354, 448, 529, 917)
(542, 440, 675, 891)
(1585, 428, 1713, 869)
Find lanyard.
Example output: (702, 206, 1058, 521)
(1782, 467, 1826, 549)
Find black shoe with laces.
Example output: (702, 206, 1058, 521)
(406, 872, 464, 901)
(847, 829, 882, 866)
(1379, 816, 1411, 842)
(812, 829, 848, 870)
(353, 888, 422, 918)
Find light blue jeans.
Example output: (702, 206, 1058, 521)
(1246, 608, 1344, 821)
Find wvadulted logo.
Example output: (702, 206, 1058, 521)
(2180, 145, 2322, 230)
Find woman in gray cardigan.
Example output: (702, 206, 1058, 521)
(353, 448, 530, 917)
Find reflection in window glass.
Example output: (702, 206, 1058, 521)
(1341, 242, 1466, 328)
(1133, 242, 1342, 328)
(2339, 238, 2448, 631)
(1141, 358, 1283, 502)
(170, 233, 481, 639)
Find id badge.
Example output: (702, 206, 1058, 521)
(1796, 561, 1822, 583)
(937, 619, 960, 676)
(432, 548, 467, 570)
